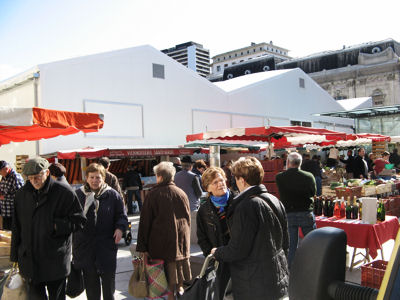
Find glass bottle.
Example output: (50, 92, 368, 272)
(358, 199, 363, 221)
(340, 197, 346, 218)
(346, 196, 352, 219)
(352, 196, 359, 219)
(334, 199, 341, 218)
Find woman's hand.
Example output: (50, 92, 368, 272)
(114, 228, 123, 244)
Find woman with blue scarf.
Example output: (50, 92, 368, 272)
(196, 167, 235, 300)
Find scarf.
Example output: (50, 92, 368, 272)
(80, 182, 112, 223)
(210, 189, 230, 212)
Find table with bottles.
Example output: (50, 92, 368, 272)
(315, 215, 399, 270)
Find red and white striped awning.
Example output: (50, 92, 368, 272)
(186, 126, 348, 147)
(0, 107, 104, 146)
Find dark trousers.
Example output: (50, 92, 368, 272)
(2, 216, 12, 230)
(216, 262, 231, 300)
(83, 265, 115, 300)
(127, 189, 142, 214)
(27, 277, 66, 300)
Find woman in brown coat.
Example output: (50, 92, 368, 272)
(136, 161, 191, 300)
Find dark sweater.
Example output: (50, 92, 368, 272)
(275, 168, 316, 212)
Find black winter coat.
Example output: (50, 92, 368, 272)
(11, 176, 85, 283)
(214, 185, 289, 300)
(196, 192, 234, 256)
(73, 187, 128, 273)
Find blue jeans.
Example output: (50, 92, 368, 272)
(127, 189, 142, 213)
(287, 211, 316, 267)
(315, 176, 322, 196)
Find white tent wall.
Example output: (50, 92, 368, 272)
(220, 69, 353, 132)
(37, 45, 227, 154)
(0, 45, 353, 158)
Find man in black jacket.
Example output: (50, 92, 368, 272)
(11, 157, 85, 300)
(123, 163, 143, 214)
(353, 148, 369, 179)
(276, 152, 316, 267)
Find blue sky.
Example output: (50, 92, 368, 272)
(1, 0, 399, 81)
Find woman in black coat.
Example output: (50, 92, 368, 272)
(73, 163, 128, 300)
(196, 167, 235, 299)
(211, 157, 289, 300)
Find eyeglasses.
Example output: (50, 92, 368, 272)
(27, 170, 47, 181)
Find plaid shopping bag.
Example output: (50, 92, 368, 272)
(145, 257, 169, 299)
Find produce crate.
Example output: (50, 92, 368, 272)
(361, 260, 387, 289)
(362, 185, 377, 196)
(335, 186, 362, 199)
(322, 186, 336, 197)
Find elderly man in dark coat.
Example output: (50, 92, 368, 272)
(11, 157, 85, 300)
(211, 157, 289, 300)
(137, 161, 191, 300)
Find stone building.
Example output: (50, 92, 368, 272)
(278, 39, 400, 106)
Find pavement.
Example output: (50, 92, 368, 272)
(67, 214, 397, 299)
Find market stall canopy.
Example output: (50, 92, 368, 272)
(186, 126, 349, 148)
(0, 107, 104, 145)
(51, 146, 200, 159)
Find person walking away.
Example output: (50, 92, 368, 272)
(276, 152, 316, 267)
(192, 159, 207, 192)
(389, 148, 400, 168)
(340, 149, 355, 179)
(197, 167, 236, 299)
(98, 157, 123, 199)
(49, 162, 70, 186)
(122, 163, 143, 214)
(211, 157, 289, 300)
(136, 162, 191, 300)
(11, 157, 85, 300)
(301, 154, 322, 196)
(172, 157, 182, 173)
(353, 148, 369, 179)
(174, 156, 202, 244)
(0, 160, 24, 230)
(73, 163, 128, 300)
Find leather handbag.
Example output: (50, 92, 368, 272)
(128, 257, 148, 298)
(66, 262, 84, 298)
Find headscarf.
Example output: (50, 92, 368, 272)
(80, 182, 112, 223)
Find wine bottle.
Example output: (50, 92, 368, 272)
(345, 196, 352, 219)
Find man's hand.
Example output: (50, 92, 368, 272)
(114, 228, 123, 244)
(210, 248, 217, 255)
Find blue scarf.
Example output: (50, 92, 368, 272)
(210, 190, 230, 212)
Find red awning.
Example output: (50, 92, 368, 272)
(0, 107, 104, 146)
(350, 133, 391, 142)
(186, 126, 349, 147)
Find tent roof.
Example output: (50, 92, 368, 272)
(337, 97, 372, 111)
(0, 107, 104, 146)
(214, 69, 292, 92)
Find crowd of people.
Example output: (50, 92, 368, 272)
(1, 147, 399, 299)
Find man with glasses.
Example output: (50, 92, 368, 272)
(11, 157, 86, 300)
(0, 160, 24, 230)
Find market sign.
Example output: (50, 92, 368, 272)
(108, 148, 197, 158)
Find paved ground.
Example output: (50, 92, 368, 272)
(68, 214, 396, 299)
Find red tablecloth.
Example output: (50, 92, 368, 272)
(315, 216, 399, 259)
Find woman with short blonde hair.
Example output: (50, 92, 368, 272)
(197, 166, 236, 299)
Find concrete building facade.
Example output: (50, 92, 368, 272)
(209, 41, 291, 81)
(161, 41, 210, 77)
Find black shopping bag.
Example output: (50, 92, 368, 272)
(181, 254, 220, 300)
(66, 262, 84, 298)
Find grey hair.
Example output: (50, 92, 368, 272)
(181, 162, 192, 171)
(153, 161, 176, 183)
(287, 152, 302, 168)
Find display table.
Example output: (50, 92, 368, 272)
(315, 216, 399, 270)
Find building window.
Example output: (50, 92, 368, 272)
(229, 55, 231, 58)
(260, 47, 262, 50)
(241, 52, 243, 55)
(232, 62, 236, 65)
(152, 63, 165, 79)
(247, 50, 249, 54)
(217, 58, 220, 61)
(299, 78, 305, 88)
(253, 49, 256, 52)
(291, 120, 311, 127)
(372, 89, 385, 106)
(235, 53, 237, 57)
(240, 60, 244, 62)
(216, 66, 221, 72)
(224, 64, 228, 67)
